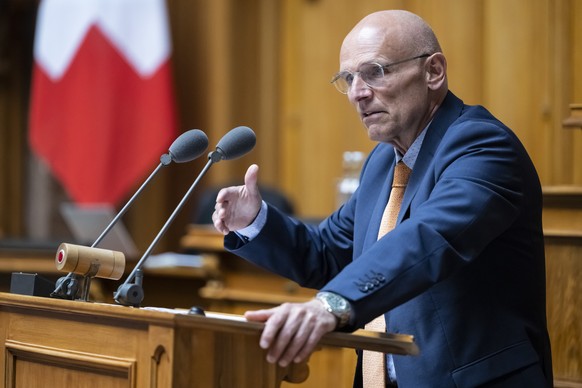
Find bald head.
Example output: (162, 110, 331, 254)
(336, 10, 448, 151)
(340, 10, 442, 63)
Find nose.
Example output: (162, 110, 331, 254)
(348, 75, 372, 102)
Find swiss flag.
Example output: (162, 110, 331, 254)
(29, 0, 178, 205)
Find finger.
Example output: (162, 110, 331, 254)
(264, 306, 307, 366)
(278, 305, 331, 367)
(211, 206, 229, 234)
(245, 307, 281, 350)
(215, 187, 231, 204)
(278, 301, 337, 366)
(213, 219, 229, 235)
(257, 305, 295, 361)
(273, 310, 311, 367)
(244, 164, 260, 196)
(292, 324, 328, 364)
(244, 309, 272, 323)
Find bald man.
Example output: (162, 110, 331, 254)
(213, 10, 552, 387)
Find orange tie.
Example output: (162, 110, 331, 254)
(362, 161, 411, 387)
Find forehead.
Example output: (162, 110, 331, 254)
(339, 25, 405, 71)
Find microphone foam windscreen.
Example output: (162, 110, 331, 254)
(169, 129, 209, 163)
(216, 126, 256, 160)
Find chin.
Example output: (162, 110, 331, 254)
(365, 127, 384, 142)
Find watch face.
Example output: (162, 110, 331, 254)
(331, 294, 347, 310)
(318, 292, 351, 328)
(321, 292, 347, 313)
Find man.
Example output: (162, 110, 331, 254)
(213, 10, 553, 387)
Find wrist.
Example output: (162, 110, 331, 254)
(315, 291, 352, 329)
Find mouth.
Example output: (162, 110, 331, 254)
(362, 111, 384, 119)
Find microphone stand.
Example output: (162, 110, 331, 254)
(51, 161, 168, 300)
(114, 154, 221, 307)
(50, 129, 209, 300)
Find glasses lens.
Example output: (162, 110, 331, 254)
(332, 73, 351, 94)
(360, 63, 384, 87)
(331, 64, 385, 94)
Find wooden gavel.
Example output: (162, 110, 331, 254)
(55, 243, 125, 280)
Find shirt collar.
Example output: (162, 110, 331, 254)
(394, 122, 431, 170)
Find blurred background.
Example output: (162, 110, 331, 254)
(0, 1, 581, 386)
(1, 0, 581, 252)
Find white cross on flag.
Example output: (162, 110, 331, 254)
(29, 0, 178, 205)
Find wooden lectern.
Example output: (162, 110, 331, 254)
(0, 292, 418, 387)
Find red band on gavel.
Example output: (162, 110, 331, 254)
(55, 243, 126, 280)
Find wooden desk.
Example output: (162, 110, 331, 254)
(181, 225, 359, 387)
(0, 292, 418, 388)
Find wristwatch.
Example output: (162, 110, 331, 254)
(315, 291, 352, 328)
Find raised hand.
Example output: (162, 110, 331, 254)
(212, 164, 263, 234)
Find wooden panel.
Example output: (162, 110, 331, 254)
(0, 297, 174, 387)
(543, 187, 582, 385)
(175, 327, 285, 387)
(569, 0, 582, 183)
(0, 0, 31, 237)
(483, 0, 551, 171)
(407, 0, 484, 104)
(5, 341, 135, 388)
(545, 235, 582, 384)
(0, 293, 418, 388)
(181, 225, 359, 388)
(279, 0, 379, 217)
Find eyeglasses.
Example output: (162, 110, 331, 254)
(330, 53, 431, 94)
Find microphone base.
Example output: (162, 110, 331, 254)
(51, 274, 80, 300)
(114, 283, 145, 307)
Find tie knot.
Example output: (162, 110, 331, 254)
(393, 161, 411, 187)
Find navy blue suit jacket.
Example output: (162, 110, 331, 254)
(225, 92, 553, 387)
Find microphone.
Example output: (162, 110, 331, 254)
(162, 129, 209, 164)
(208, 125, 257, 162)
(51, 129, 209, 300)
(114, 125, 256, 307)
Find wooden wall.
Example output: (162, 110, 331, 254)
(1, 0, 581, 238)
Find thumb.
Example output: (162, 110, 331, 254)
(244, 164, 260, 195)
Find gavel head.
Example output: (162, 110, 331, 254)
(55, 243, 125, 280)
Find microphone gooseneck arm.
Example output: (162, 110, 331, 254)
(51, 162, 166, 299)
(114, 125, 255, 306)
(114, 157, 216, 306)
(51, 128, 210, 300)
(94, 163, 166, 249)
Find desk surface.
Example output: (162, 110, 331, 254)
(0, 292, 419, 356)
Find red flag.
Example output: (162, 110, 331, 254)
(29, 0, 178, 205)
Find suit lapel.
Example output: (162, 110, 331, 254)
(360, 92, 465, 249)
(399, 91, 465, 224)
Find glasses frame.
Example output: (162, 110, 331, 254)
(330, 53, 432, 94)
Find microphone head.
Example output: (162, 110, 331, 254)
(213, 126, 256, 161)
(166, 129, 209, 164)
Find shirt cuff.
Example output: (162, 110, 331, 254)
(235, 200, 268, 242)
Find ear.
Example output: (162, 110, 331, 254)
(425, 53, 447, 90)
